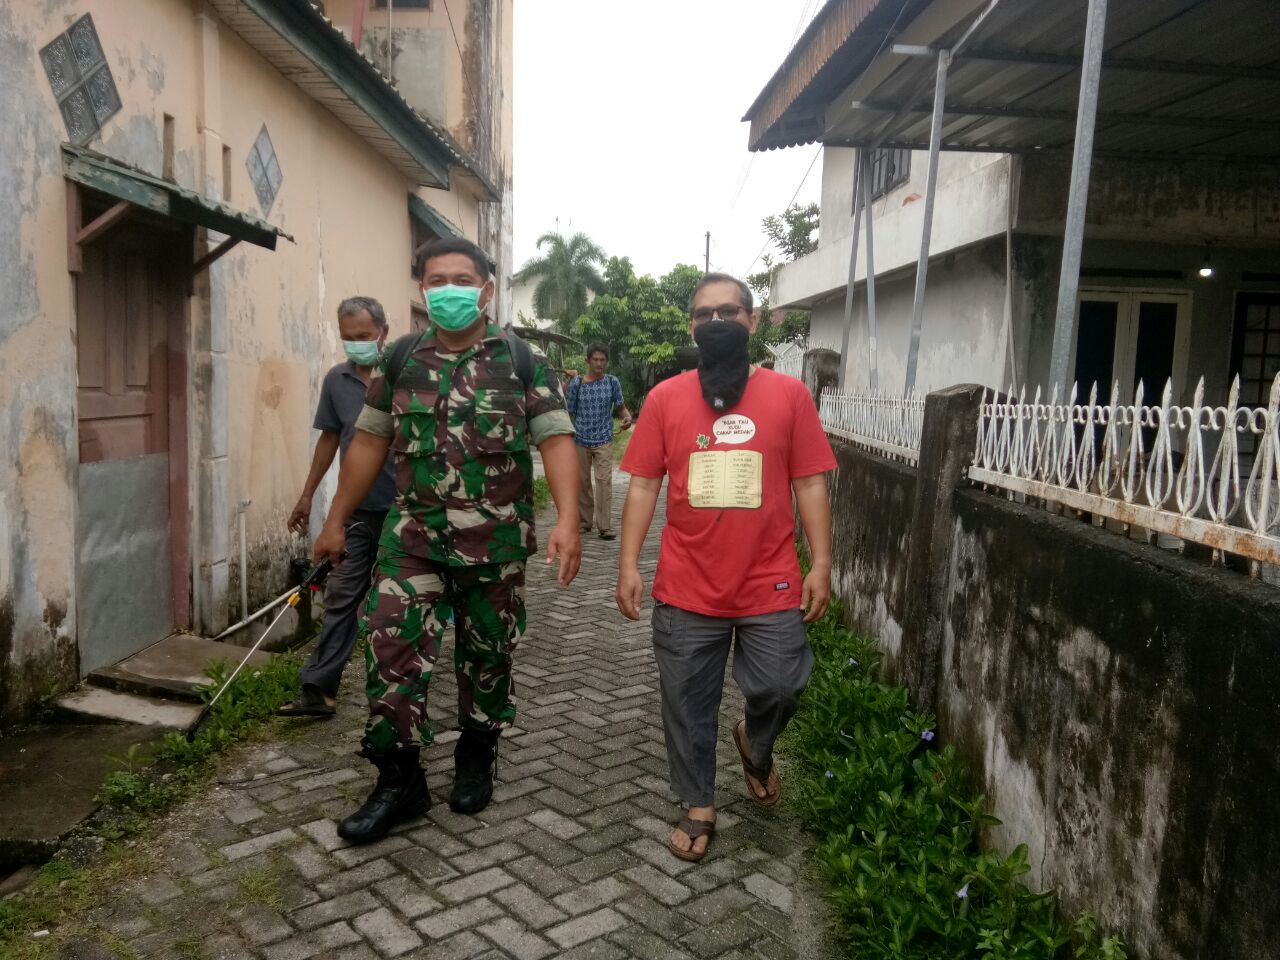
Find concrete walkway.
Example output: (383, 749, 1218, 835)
(85, 474, 833, 959)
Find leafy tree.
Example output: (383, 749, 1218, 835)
(747, 202, 819, 362)
(658, 263, 703, 313)
(573, 259, 696, 408)
(516, 230, 606, 333)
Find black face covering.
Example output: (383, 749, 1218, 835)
(694, 320, 751, 412)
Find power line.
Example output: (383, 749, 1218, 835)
(788, 0, 818, 47)
(742, 145, 821, 277)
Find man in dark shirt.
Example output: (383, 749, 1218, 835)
(279, 296, 396, 717)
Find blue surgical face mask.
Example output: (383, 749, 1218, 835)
(342, 339, 382, 366)
(426, 284, 484, 332)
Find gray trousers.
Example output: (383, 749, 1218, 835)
(650, 602, 813, 807)
(299, 511, 384, 697)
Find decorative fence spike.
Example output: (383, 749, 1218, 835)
(970, 373, 1280, 569)
(819, 388, 926, 465)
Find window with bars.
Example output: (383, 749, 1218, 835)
(870, 148, 911, 201)
(1229, 292, 1280, 458)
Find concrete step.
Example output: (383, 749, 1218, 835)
(54, 686, 201, 729)
(0, 724, 166, 871)
(88, 632, 275, 702)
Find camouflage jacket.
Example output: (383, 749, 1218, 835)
(355, 323, 573, 565)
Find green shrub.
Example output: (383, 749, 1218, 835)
(97, 653, 302, 816)
(532, 476, 551, 512)
(784, 604, 1126, 959)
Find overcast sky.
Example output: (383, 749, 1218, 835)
(512, 0, 824, 282)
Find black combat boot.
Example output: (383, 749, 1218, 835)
(337, 747, 430, 844)
(450, 728, 500, 815)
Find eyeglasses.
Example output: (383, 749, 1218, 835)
(691, 304, 747, 324)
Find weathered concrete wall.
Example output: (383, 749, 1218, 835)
(826, 423, 1280, 958)
(3, 0, 488, 721)
(777, 148, 1011, 310)
(942, 491, 1280, 960)
(1017, 155, 1280, 246)
(828, 443, 914, 667)
(807, 238, 1013, 393)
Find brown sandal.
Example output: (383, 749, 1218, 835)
(733, 719, 781, 806)
(669, 816, 716, 863)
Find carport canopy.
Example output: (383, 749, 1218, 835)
(747, 0, 1280, 162)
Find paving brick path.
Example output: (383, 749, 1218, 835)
(88, 475, 833, 959)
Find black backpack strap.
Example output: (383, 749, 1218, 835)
(504, 328, 535, 391)
(387, 332, 424, 389)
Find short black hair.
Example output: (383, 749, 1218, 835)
(417, 236, 492, 280)
(337, 295, 387, 329)
(587, 343, 609, 360)
(688, 272, 754, 313)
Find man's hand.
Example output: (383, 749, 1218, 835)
(287, 495, 312, 534)
(545, 520, 581, 587)
(616, 564, 644, 621)
(313, 522, 346, 568)
(800, 565, 831, 623)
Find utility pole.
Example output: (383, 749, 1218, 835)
(704, 231, 710, 273)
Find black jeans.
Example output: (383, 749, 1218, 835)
(298, 511, 385, 697)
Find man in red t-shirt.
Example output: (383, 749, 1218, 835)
(616, 272, 835, 863)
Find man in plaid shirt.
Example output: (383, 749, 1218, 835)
(565, 344, 632, 539)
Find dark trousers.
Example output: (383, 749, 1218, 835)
(650, 602, 813, 807)
(298, 511, 385, 697)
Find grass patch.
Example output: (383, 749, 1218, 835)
(532, 475, 552, 512)
(612, 419, 633, 465)
(782, 602, 1127, 959)
(0, 653, 302, 957)
(233, 861, 285, 911)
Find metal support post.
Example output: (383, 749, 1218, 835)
(837, 148, 864, 390)
(1047, 0, 1108, 391)
(862, 150, 879, 392)
(904, 49, 950, 396)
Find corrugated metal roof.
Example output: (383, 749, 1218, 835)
(207, 0, 499, 198)
(750, 0, 1280, 162)
(744, 0, 929, 151)
(63, 144, 293, 248)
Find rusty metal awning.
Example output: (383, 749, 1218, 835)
(206, 0, 499, 199)
(63, 145, 293, 250)
(748, 0, 1280, 162)
(408, 195, 463, 240)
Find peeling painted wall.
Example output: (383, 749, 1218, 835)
(2, 0, 507, 723)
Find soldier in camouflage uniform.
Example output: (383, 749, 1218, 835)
(314, 237, 582, 845)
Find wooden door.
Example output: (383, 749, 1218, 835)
(75, 223, 183, 674)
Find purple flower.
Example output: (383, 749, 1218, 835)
(921, 730, 935, 742)
(824, 770, 834, 779)
(956, 883, 970, 899)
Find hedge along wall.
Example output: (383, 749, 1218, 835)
(824, 385, 1280, 960)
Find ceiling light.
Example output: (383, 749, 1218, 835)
(1198, 245, 1214, 279)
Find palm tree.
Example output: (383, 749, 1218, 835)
(517, 231, 606, 332)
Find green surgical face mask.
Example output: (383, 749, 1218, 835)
(426, 284, 483, 332)
(342, 340, 381, 366)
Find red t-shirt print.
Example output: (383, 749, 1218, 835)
(621, 369, 837, 618)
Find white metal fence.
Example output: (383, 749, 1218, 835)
(969, 374, 1280, 568)
(819, 390, 926, 464)
(765, 340, 806, 380)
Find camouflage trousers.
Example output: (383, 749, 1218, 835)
(361, 555, 526, 756)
